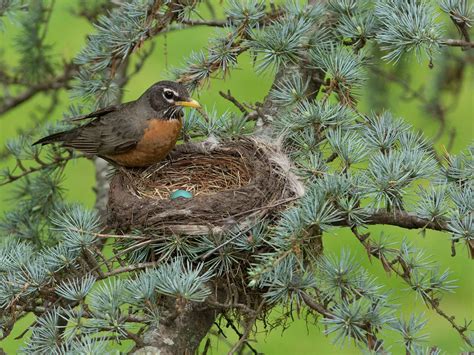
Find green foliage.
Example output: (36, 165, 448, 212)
(248, 16, 312, 72)
(0, 0, 22, 30)
(226, 0, 266, 28)
(153, 260, 213, 302)
(15, 0, 54, 83)
(439, 0, 473, 27)
(22, 310, 62, 354)
(56, 274, 96, 302)
(309, 45, 368, 98)
(262, 257, 316, 305)
(392, 313, 429, 352)
(50, 204, 99, 251)
(318, 251, 380, 303)
(375, 0, 442, 63)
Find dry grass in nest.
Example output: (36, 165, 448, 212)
(108, 138, 304, 235)
(133, 154, 252, 200)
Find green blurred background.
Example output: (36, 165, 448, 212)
(0, 1, 473, 354)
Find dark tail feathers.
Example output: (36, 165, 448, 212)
(32, 130, 73, 146)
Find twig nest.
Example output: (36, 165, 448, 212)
(107, 137, 304, 235)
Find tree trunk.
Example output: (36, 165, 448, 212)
(133, 300, 218, 355)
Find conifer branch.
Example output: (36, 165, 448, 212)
(180, 19, 227, 27)
(101, 262, 159, 278)
(440, 39, 474, 48)
(0, 92, 59, 161)
(364, 210, 448, 232)
(0, 64, 76, 116)
(219, 90, 248, 115)
(301, 291, 384, 351)
(351, 227, 472, 347)
(0, 150, 83, 186)
(228, 301, 264, 354)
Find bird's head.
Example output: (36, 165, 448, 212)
(145, 81, 201, 119)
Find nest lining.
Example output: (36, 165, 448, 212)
(107, 138, 303, 235)
(133, 154, 252, 200)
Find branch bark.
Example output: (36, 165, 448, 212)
(0, 64, 76, 116)
(133, 300, 218, 355)
(330, 210, 450, 232)
(93, 157, 111, 220)
(365, 210, 447, 231)
(441, 39, 474, 48)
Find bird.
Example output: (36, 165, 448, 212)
(33, 81, 201, 168)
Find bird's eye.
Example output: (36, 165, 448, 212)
(163, 90, 174, 100)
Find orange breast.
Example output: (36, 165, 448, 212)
(108, 118, 182, 167)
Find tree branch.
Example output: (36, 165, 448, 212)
(180, 19, 227, 27)
(351, 227, 472, 347)
(101, 261, 159, 278)
(0, 151, 82, 186)
(365, 210, 447, 231)
(93, 157, 111, 220)
(133, 299, 218, 355)
(441, 39, 474, 48)
(227, 301, 264, 354)
(301, 291, 384, 351)
(301, 292, 333, 318)
(0, 64, 76, 116)
(219, 90, 248, 115)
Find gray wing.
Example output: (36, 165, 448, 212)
(68, 103, 126, 122)
(63, 103, 146, 156)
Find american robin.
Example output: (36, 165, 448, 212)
(33, 81, 201, 167)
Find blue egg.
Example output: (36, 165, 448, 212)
(170, 189, 193, 200)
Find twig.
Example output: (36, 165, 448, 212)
(200, 233, 243, 261)
(219, 90, 249, 115)
(217, 196, 300, 221)
(101, 261, 159, 278)
(14, 320, 35, 340)
(0, 151, 83, 186)
(181, 19, 227, 27)
(206, 300, 256, 315)
(82, 248, 105, 279)
(0, 64, 76, 116)
(367, 210, 447, 231)
(325, 152, 338, 163)
(117, 43, 156, 87)
(227, 301, 264, 354)
(351, 227, 472, 346)
(441, 39, 474, 48)
(301, 292, 333, 318)
(176, 8, 284, 89)
(446, 128, 457, 153)
(123, 329, 145, 347)
(69, 227, 147, 240)
(73, 1, 115, 22)
(0, 91, 59, 161)
(201, 337, 212, 355)
(301, 291, 384, 351)
(86, 238, 156, 276)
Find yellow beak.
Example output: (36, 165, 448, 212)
(175, 98, 201, 109)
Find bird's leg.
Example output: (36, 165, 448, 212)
(165, 153, 174, 166)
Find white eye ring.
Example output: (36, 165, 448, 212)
(163, 89, 176, 101)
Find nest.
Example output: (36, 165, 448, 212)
(133, 155, 251, 200)
(107, 137, 304, 236)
